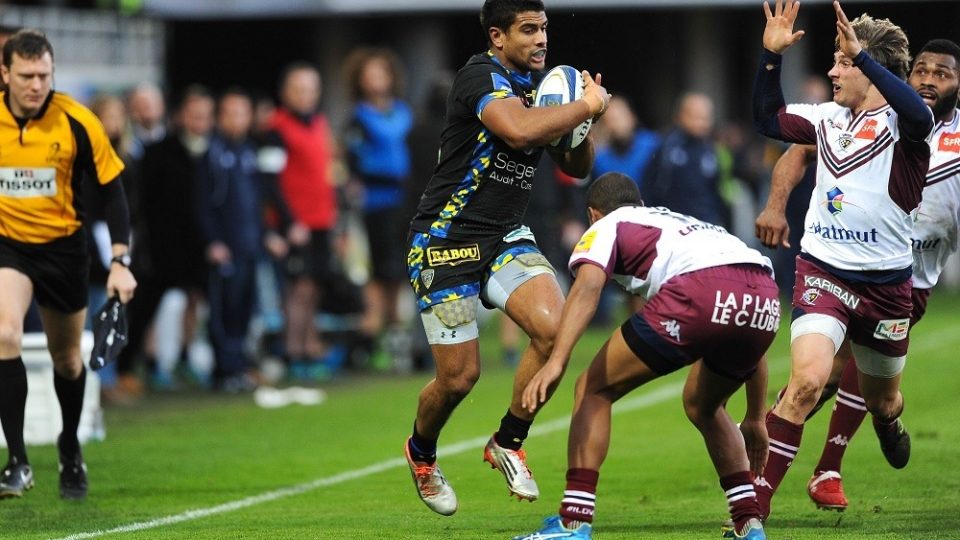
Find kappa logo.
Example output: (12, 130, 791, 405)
(829, 434, 850, 446)
(801, 288, 820, 305)
(874, 318, 910, 341)
(421, 269, 435, 289)
(939, 132, 960, 153)
(660, 319, 681, 341)
(854, 119, 878, 140)
(426, 244, 480, 267)
(753, 476, 772, 489)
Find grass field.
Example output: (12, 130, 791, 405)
(3, 293, 960, 540)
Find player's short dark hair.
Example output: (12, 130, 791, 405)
(219, 85, 251, 103)
(836, 14, 911, 80)
(586, 172, 643, 215)
(2, 29, 53, 68)
(480, 0, 545, 39)
(917, 39, 960, 71)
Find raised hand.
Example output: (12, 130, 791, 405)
(834, 1, 863, 59)
(762, 0, 805, 54)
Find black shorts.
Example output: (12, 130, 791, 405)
(285, 230, 335, 286)
(0, 232, 89, 313)
(405, 228, 542, 311)
(364, 207, 407, 283)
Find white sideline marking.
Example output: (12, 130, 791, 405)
(51, 383, 684, 540)
(51, 325, 957, 540)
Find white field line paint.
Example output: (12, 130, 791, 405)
(50, 382, 683, 540)
(49, 325, 957, 540)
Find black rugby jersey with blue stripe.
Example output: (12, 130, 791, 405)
(410, 52, 545, 240)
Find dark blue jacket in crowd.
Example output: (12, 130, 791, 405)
(642, 128, 728, 228)
(195, 133, 264, 262)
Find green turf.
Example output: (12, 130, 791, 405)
(3, 294, 960, 539)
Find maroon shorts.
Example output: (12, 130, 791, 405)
(910, 287, 931, 327)
(620, 264, 780, 382)
(792, 257, 913, 357)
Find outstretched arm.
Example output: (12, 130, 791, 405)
(521, 263, 607, 412)
(834, 1, 933, 141)
(753, 1, 812, 142)
(755, 144, 816, 249)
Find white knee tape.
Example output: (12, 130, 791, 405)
(791, 313, 847, 354)
(851, 342, 905, 378)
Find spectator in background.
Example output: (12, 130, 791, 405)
(195, 88, 289, 392)
(342, 47, 415, 368)
(591, 95, 659, 189)
(89, 94, 138, 404)
(262, 62, 339, 379)
(643, 92, 728, 228)
(117, 86, 214, 392)
(126, 82, 167, 160)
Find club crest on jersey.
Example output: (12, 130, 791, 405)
(801, 288, 820, 305)
(837, 132, 855, 151)
(426, 244, 480, 267)
(854, 119, 878, 140)
(939, 132, 960, 153)
(874, 318, 909, 341)
(421, 269, 435, 289)
(826, 186, 845, 215)
(46, 142, 62, 164)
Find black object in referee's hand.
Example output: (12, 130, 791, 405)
(89, 296, 128, 371)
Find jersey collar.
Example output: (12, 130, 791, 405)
(3, 90, 55, 127)
(485, 51, 534, 89)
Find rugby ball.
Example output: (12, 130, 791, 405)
(534, 65, 592, 150)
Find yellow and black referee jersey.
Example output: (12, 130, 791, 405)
(0, 90, 124, 244)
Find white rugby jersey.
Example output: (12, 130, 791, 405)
(568, 206, 772, 299)
(913, 110, 960, 289)
(781, 101, 931, 271)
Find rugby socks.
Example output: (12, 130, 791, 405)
(0, 357, 28, 464)
(720, 472, 761, 533)
(755, 411, 803, 519)
(815, 360, 866, 474)
(54, 367, 86, 455)
(559, 468, 598, 528)
(494, 411, 532, 451)
(408, 423, 437, 465)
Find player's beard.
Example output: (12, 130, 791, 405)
(932, 90, 959, 120)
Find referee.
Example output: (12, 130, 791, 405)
(0, 30, 136, 500)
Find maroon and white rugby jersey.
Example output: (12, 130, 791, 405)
(913, 110, 960, 289)
(781, 101, 932, 271)
(568, 205, 772, 299)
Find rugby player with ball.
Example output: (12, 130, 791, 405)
(402, 0, 610, 517)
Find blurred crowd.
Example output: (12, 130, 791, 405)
(18, 43, 821, 404)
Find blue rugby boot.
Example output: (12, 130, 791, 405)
(512, 515, 593, 540)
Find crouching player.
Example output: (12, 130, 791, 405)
(513, 172, 777, 540)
